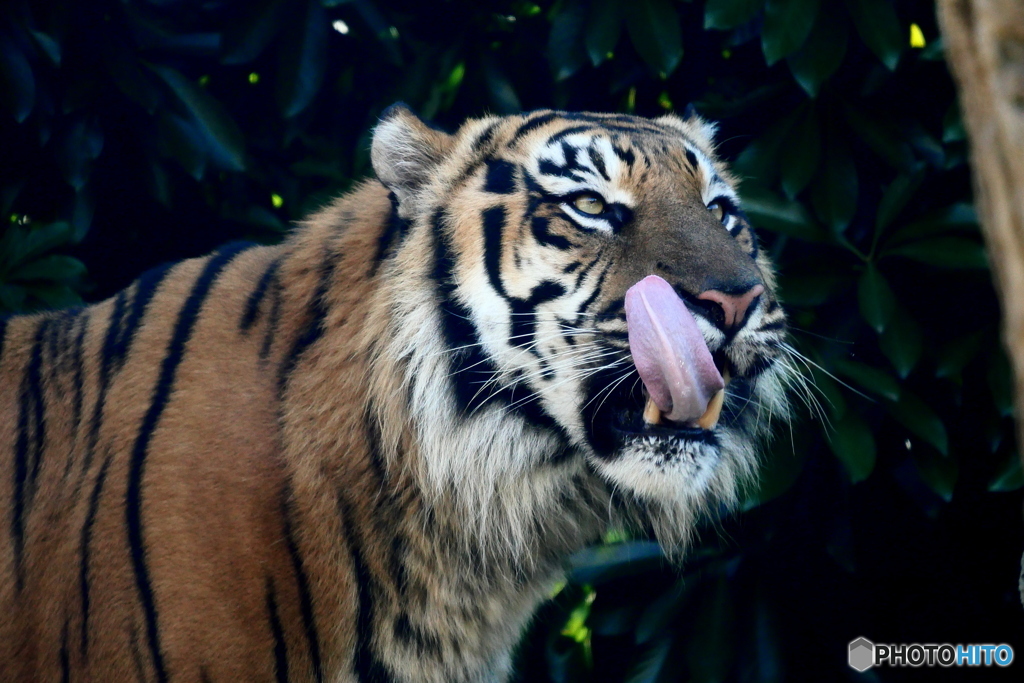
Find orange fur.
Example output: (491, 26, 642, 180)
(0, 108, 792, 682)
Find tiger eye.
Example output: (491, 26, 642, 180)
(573, 194, 605, 215)
(708, 201, 725, 223)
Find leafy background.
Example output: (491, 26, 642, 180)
(2, 0, 1022, 680)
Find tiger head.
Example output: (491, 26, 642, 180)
(369, 105, 792, 559)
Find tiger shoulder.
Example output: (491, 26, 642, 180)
(0, 105, 793, 682)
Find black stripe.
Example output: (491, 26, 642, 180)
(546, 125, 595, 144)
(337, 500, 395, 683)
(277, 252, 334, 394)
(241, 259, 280, 332)
(281, 500, 324, 683)
(27, 320, 50, 493)
(482, 206, 508, 298)
(530, 216, 572, 250)
(127, 241, 252, 683)
(472, 122, 499, 151)
(85, 264, 172, 475)
(576, 264, 609, 317)
(266, 577, 290, 683)
(61, 619, 70, 683)
(260, 277, 282, 361)
(370, 193, 410, 276)
(431, 209, 559, 430)
(588, 143, 610, 181)
(79, 450, 113, 657)
(68, 313, 87, 456)
(509, 281, 566, 357)
(12, 318, 49, 591)
(510, 112, 558, 144)
(612, 145, 635, 168)
(483, 159, 517, 195)
(684, 148, 699, 172)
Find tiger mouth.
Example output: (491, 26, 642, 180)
(606, 355, 730, 442)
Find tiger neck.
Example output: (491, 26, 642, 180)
(279, 184, 610, 681)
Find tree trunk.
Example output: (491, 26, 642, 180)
(936, 0, 1024, 604)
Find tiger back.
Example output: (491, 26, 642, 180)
(0, 105, 792, 682)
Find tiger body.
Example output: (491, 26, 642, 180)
(0, 106, 791, 682)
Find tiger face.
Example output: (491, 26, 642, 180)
(371, 106, 791, 556)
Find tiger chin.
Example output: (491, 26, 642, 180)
(0, 105, 792, 682)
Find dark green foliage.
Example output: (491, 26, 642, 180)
(1, 0, 1021, 680)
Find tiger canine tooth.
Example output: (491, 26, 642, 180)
(643, 396, 662, 425)
(696, 388, 725, 430)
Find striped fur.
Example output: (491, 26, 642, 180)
(0, 106, 792, 682)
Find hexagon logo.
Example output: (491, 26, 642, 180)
(849, 637, 875, 672)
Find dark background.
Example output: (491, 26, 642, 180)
(1, 0, 1021, 680)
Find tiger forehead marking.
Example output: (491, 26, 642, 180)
(1, 105, 792, 682)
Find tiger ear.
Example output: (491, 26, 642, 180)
(371, 103, 454, 209)
(657, 105, 718, 148)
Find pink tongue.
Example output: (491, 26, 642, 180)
(625, 275, 724, 423)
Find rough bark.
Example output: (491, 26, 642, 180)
(937, 0, 1024, 605)
(938, 0, 1024, 460)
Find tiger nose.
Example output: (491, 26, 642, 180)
(697, 284, 764, 331)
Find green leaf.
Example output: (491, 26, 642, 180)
(104, 43, 162, 112)
(780, 104, 820, 198)
(827, 411, 876, 483)
(548, 0, 588, 80)
(739, 185, 829, 242)
(0, 284, 27, 312)
(913, 449, 957, 501)
(777, 273, 844, 307)
(988, 454, 1024, 492)
(809, 366, 848, 420)
(704, 0, 763, 30)
(30, 284, 83, 310)
(625, 633, 675, 683)
(786, 2, 848, 96)
(811, 128, 858, 232)
(151, 65, 246, 172)
(733, 107, 802, 185)
(884, 203, 978, 246)
(942, 101, 965, 143)
(157, 111, 207, 180)
(685, 576, 734, 683)
(0, 222, 75, 273)
(879, 308, 922, 379)
(857, 265, 895, 333)
(585, 0, 622, 67)
(762, 0, 820, 66)
(883, 237, 988, 269)
(59, 119, 105, 191)
(30, 31, 61, 67)
(635, 583, 691, 643)
(569, 542, 665, 585)
(843, 105, 916, 171)
(276, 0, 330, 118)
(875, 168, 925, 233)
(626, 0, 683, 76)
(0, 36, 35, 123)
(845, 0, 903, 70)
(935, 331, 984, 379)
(887, 391, 948, 455)
(745, 425, 811, 509)
(9, 255, 86, 282)
(221, 0, 287, 64)
(833, 357, 900, 401)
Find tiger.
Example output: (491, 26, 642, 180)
(0, 104, 792, 682)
